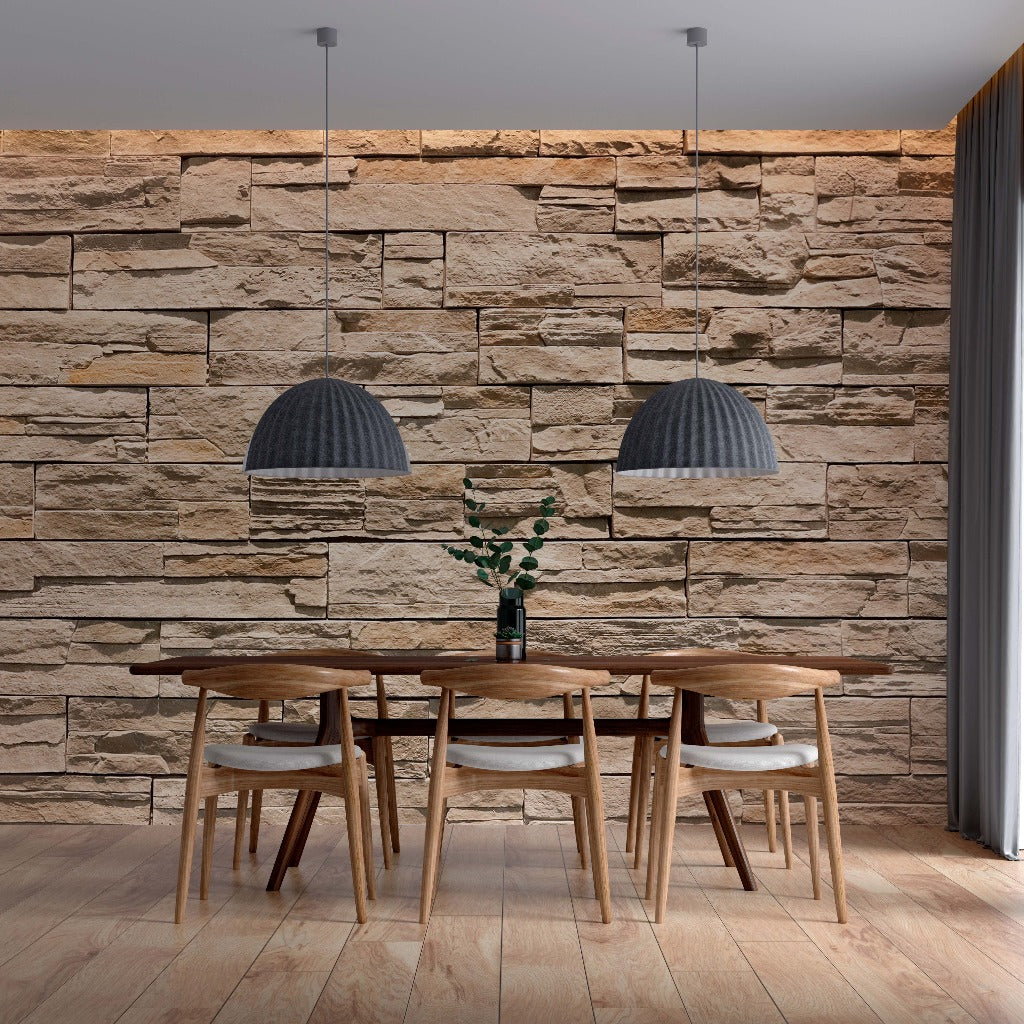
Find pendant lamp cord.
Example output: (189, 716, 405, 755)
(693, 41, 700, 379)
(323, 40, 330, 378)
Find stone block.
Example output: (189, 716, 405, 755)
(913, 385, 948, 462)
(110, 130, 322, 156)
(34, 463, 249, 541)
(900, 121, 956, 155)
(909, 541, 946, 617)
(421, 130, 539, 156)
(445, 232, 662, 307)
(688, 540, 909, 617)
(0, 774, 152, 823)
(479, 307, 623, 384)
(210, 309, 477, 386)
(614, 463, 827, 538)
(616, 188, 760, 232)
(328, 130, 420, 155)
(815, 156, 899, 196)
(181, 157, 251, 226)
(827, 464, 947, 540)
(541, 131, 683, 156)
(383, 232, 444, 307)
(624, 307, 842, 384)
(148, 384, 283, 461)
(2, 130, 110, 154)
(697, 130, 901, 154)
(364, 463, 466, 539)
(73, 231, 382, 310)
(665, 229, 808, 287)
(842, 309, 949, 384)
(898, 156, 954, 195)
(352, 156, 614, 186)
(530, 384, 627, 460)
(766, 385, 915, 425)
(249, 477, 364, 540)
(0, 156, 180, 232)
(373, 385, 532, 463)
(0, 696, 66, 773)
(536, 186, 615, 231)
(616, 155, 761, 191)
(0, 234, 71, 309)
(0, 464, 33, 539)
(0, 386, 146, 461)
(0, 309, 207, 386)
(817, 195, 952, 232)
(329, 539, 686, 620)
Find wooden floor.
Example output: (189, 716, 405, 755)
(1, 817, 1023, 1024)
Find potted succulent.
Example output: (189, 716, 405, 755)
(441, 477, 558, 659)
(495, 627, 524, 663)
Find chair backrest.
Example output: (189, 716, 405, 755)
(182, 663, 370, 701)
(422, 663, 609, 700)
(650, 663, 840, 701)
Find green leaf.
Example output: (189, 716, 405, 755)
(464, 498, 478, 511)
(533, 519, 550, 536)
(523, 536, 544, 552)
(469, 535, 483, 548)
(499, 540, 513, 553)
(476, 568, 491, 584)
(463, 477, 474, 489)
(518, 573, 537, 590)
(475, 555, 489, 568)
(498, 554, 512, 573)
(488, 552, 501, 569)
(518, 555, 538, 571)
(493, 526, 510, 536)
(467, 515, 481, 528)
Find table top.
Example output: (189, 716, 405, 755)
(131, 649, 890, 677)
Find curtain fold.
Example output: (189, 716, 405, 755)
(948, 45, 1024, 858)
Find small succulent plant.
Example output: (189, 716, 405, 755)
(441, 478, 557, 593)
(495, 627, 523, 641)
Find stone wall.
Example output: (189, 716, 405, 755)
(0, 126, 953, 826)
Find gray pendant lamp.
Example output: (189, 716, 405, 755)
(244, 28, 410, 479)
(616, 28, 778, 479)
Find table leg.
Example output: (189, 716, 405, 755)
(287, 791, 322, 867)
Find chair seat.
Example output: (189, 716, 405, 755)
(660, 742, 818, 772)
(248, 721, 319, 743)
(204, 742, 361, 773)
(705, 719, 778, 744)
(446, 741, 585, 772)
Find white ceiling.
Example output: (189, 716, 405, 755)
(1, 0, 1022, 130)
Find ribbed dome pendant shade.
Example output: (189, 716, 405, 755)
(243, 27, 410, 480)
(615, 27, 777, 480)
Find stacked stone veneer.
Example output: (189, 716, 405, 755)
(0, 126, 952, 826)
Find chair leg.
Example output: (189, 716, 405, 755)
(804, 795, 821, 901)
(233, 790, 248, 870)
(175, 770, 203, 924)
(704, 791, 735, 868)
(764, 788, 777, 853)
(359, 758, 377, 900)
(633, 736, 653, 871)
(200, 796, 217, 900)
(385, 737, 401, 854)
(419, 772, 447, 925)
(371, 739, 393, 870)
(625, 735, 643, 854)
(571, 796, 589, 869)
(820, 772, 848, 924)
(655, 765, 681, 924)
(341, 756, 369, 925)
(583, 771, 612, 924)
(645, 753, 665, 901)
(779, 790, 793, 869)
(248, 788, 263, 854)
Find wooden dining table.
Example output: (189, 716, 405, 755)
(131, 649, 889, 896)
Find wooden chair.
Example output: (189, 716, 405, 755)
(645, 664, 846, 925)
(176, 663, 376, 924)
(625, 649, 793, 870)
(239, 649, 400, 871)
(418, 663, 612, 925)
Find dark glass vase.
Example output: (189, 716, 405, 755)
(496, 587, 526, 659)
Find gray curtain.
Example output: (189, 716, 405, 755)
(948, 45, 1024, 858)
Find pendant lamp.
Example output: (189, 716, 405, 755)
(244, 28, 410, 479)
(616, 28, 778, 479)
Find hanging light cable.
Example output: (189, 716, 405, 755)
(244, 27, 410, 479)
(616, 27, 778, 479)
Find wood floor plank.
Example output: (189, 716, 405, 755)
(429, 821, 505, 918)
(0, 824, 84, 875)
(403, 914, 502, 1024)
(672, 970, 784, 1024)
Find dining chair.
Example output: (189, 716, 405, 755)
(644, 663, 846, 924)
(238, 649, 400, 870)
(418, 662, 612, 925)
(176, 663, 376, 924)
(625, 648, 792, 871)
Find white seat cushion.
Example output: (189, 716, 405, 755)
(660, 742, 818, 772)
(204, 742, 361, 773)
(248, 721, 319, 743)
(446, 741, 584, 772)
(705, 719, 778, 744)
